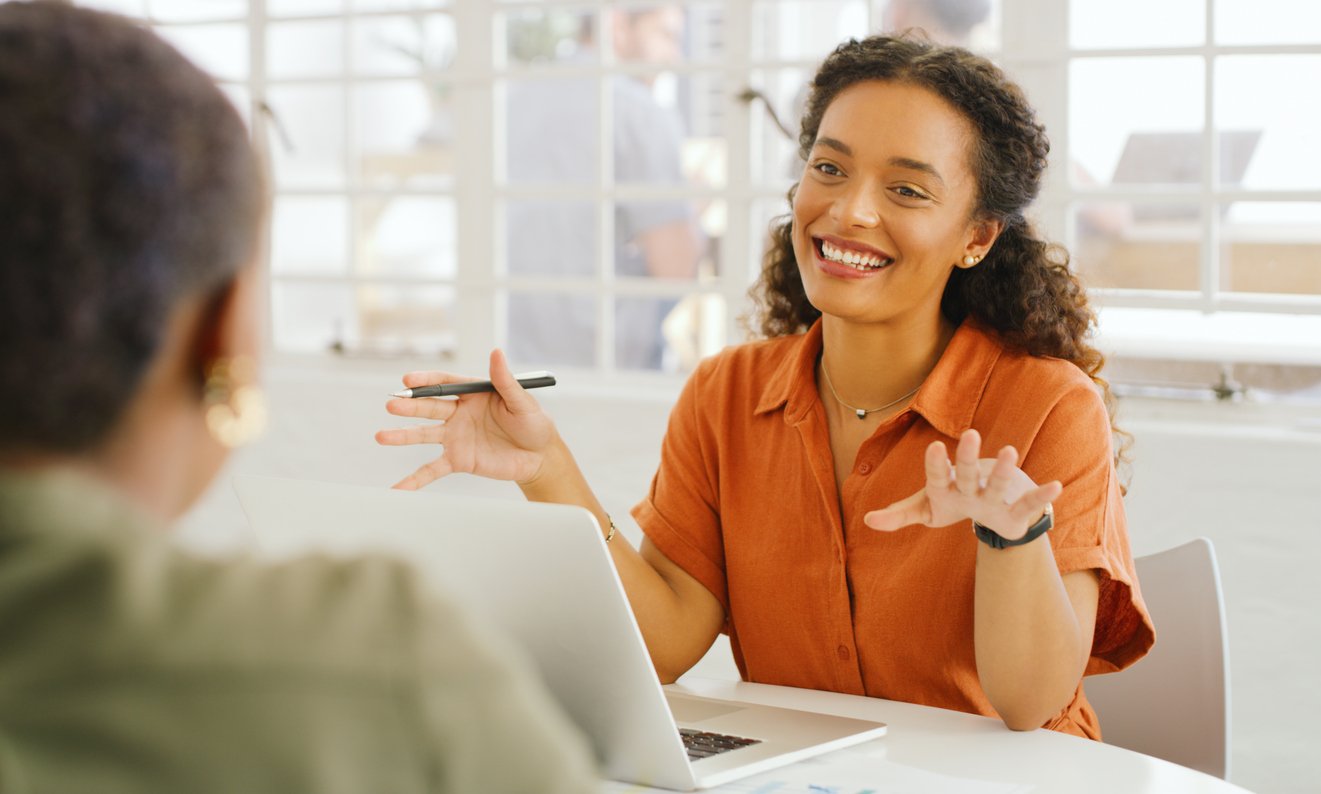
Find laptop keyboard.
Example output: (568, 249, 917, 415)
(678, 727, 762, 760)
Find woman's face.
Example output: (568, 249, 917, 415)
(792, 79, 994, 328)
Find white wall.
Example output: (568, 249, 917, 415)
(179, 360, 1321, 794)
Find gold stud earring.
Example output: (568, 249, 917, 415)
(203, 355, 267, 448)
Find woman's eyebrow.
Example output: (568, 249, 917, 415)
(889, 156, 946, 188)
(813, 138, 947, 188)
(815, 136, 852, 156)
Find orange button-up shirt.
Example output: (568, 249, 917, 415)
(633, 319, 1155, 738)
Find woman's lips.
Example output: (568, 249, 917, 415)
(813, 238, 894, 279)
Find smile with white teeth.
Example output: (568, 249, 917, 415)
(820, 240, 894, 271)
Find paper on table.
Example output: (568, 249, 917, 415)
(600, 751, 1034, 794)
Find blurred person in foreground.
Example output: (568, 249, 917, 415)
(0, 3, 595, 791)
(381, 35, 1155, 738)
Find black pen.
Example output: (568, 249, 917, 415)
(391, 371, 556, 399)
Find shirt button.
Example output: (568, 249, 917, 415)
(858, 462, 873, 475)
(837, 645, 851, 661)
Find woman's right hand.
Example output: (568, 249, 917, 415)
(375, 349, 560, 490)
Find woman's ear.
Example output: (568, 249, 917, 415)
(957, 216, 1004, 269)
(192, 264, 264, 383)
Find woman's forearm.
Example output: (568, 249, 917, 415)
(517, 438, 724, 682)
(973, 535, 1099, 730)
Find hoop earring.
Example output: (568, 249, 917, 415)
(203, 355, 267, 448)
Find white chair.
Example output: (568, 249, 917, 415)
(1085, 537, 1231, 780)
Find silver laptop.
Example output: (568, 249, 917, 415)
(232, 476, 887, 791)
(1110, 129, 1262, 221)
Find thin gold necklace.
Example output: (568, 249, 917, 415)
(819, 360, 921, 420)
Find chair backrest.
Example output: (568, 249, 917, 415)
(1084, 537, 1231, 780)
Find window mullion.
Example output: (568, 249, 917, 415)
(452, 1, 496, 373)
(1000, 0, 1070, 245)
(597, 0, 615, 371)
(1201, 0, 1219, 307)
(248, 0, 275, 357)
(724, 1, 753, 347)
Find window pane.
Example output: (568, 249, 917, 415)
(355, 81, 454, 188)
(1069, 58, 1204, 188)
(1070, 0, 1204, 49)
(1222, 202, 1321, 295)
(268, 20, 345, 79)
(614, 294, 721, 371)
(696, 198, 726, 279)
(271, 197, 350, 276)
(653, 292, 727, 372)
(1071, 201, 1202, 290)
(357, 197, 457, 279)
(501, 7, 596, 68)
(353, 13, 456, 76)
(354, 284, 457, 354)
(615, 198, 704, 282)
(751, 1, 869, 61)
(1216, 0, 1321, 45)
(1216, 56, 1321, 191)
(269, 0, 343, 15)
(751, 197, 793, 285)
(149, 0, 247, 22)
(506, 292, 597, 369)
(747, 67, 812, 186)
(273, 282, 456, 354)
(505, 199, 598, 278)
(272, 282, 354, 353)
(266, 85, 346, 188)
(352, 0, 446, 11)
(158, 24, 248, 82)
(502, 76, 599, 185)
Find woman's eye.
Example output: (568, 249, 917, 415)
(894, 185, 929, 200)
(812, 162, 843, 177)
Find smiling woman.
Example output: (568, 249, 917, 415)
(379, 34, 1155, 740)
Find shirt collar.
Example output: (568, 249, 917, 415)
(752, 317, 1005, 436)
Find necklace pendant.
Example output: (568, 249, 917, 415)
(856, 409, 868, 420)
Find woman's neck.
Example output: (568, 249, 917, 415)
(818, 312, 956, 410)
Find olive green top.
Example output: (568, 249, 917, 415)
(0, 471, 598, 793)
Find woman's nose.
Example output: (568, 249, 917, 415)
(832, 183, 880, 228)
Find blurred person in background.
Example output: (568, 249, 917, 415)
(882, 0, 992, 48)
(0, 3, 596, 791)
(506, 5, 703, 371)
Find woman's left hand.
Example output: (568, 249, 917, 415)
(863, 429, 1062, 541)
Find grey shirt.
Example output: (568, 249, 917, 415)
(505, 67, 693, 370)
(0, 471, 598, 793)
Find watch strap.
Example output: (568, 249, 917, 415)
(973, 503, 1053, 549)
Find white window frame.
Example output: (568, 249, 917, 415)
(1006, 0, 1321, 366)
(125, 0, 1321, 373)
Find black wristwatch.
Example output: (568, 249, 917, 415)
(973, 503, 1053, 549)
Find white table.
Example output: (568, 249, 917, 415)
(601, 677, 1253, 793)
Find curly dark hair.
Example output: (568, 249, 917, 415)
(0, 1, 263, 454)
(749, 35, 1127, 458)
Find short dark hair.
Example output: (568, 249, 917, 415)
(0, 1, 263, 453)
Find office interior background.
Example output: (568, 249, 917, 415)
(76, 0, 1319, 791)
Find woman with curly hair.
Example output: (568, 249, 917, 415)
(380, 35, 1154, 738)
